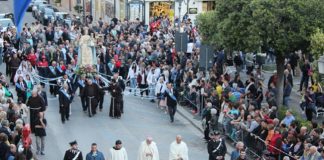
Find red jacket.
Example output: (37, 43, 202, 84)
(37, 60, 48, 67)
(115, 60, 121, 68)
(268, 133, 282, 155)
(27, 54, 37, 66)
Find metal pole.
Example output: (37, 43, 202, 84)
(178, 0, 181, 31)
(186, 0, 189, 15)
(82, 0, 86, 23)
(90, 0, 92, 17)
(142, 1, 145, 23)
(114, 0, 116, 18)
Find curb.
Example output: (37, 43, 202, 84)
(176, 105, 235, 157)
(177, 106, 203, 133)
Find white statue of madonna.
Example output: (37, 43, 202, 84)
(78, 27, 97, 66)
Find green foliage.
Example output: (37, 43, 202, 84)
(74, 5, 83, 13)
(310, 28, 324, 59)
(197, 0, 324, 55)
(277, 106, 312, 129)
(55, 0, 61, 3)
(195, 11, 217, 45)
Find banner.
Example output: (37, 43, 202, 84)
(14, 0, 31, 36)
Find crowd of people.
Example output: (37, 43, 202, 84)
(0, 2, 324, 159)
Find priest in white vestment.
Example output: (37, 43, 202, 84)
(169, 135, 189, 160)
(110, 140, 128, 160)
(137, 137, 159, 160)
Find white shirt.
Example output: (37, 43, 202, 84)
(110, 147, 128, 160)
(155, 82, 166, 96)
(0, 37, 4, 47)
(187, 43, 194, 53)
(169, 141, 189, 160)
(127, 68, 136, 79)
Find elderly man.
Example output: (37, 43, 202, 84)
(169, 135, 189, 160)
(231, 141, 244, 160)
(280, 110, 295, 126)
(308, 146, 321, 159)
(27, 90, 46, 133)
(137, 137, 159, 160)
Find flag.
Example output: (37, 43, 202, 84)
(13, 0, 31, 36)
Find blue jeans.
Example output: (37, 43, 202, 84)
(283, 96, 290, 106)
(149, 84, 155, 99)
(130, 78, 136, 93)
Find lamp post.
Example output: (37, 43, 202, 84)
(174, 0, 183, 31)
(82, 0, 86, 23)
(318, 55, 324, 81)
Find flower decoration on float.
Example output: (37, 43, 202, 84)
(75, 64, 97, 77)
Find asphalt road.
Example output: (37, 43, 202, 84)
(0, 1, 211, 160)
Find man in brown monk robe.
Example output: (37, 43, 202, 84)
(105, 79, 123, 119)
(83, 77, 100, 117)
(27, 90, 46, 133)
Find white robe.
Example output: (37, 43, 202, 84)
(110, 147, 128, 160)
(169, 141, 189, 160)
(137, 141, 159, 160)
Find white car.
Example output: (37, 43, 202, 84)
(0, 18, 15, 32)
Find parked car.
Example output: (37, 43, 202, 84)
(53, 12, 70, 26)
(0, 13, 14, 22)
(0, 18, 15, 32)
(27, 0, 47, 12)
(40, 8, 55, 26)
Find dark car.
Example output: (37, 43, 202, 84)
(27, 0, 47, 12)
(40, 8, 55, 26)
(0, 13, 14, 22)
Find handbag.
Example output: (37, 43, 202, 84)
(159, 99, 166, 107)
(307, 68, 313, 76)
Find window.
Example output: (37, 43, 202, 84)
(202, 1, 215, 12)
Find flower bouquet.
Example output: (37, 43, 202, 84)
(75, 64, 97, 77)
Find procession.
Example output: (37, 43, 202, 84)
(2, 0, 324, 159)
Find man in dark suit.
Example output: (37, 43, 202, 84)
(93, 75, 105, 112)
(96, 59, 106, 74)
(15, 76, 27, 103)
(163, 82, 178, 123)
(59, 84, 72, 123)
(75, 75, 86, 111)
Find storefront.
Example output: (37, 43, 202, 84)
(149, 2, 174, 19)
(142, 0, 201, 25)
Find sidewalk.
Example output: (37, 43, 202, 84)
(175, 69, 304, 159)
(176, 106, 234, 159)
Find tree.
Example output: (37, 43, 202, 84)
(310, 28, 324, 59)
(197, 0, 324, 106)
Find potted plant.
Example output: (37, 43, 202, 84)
(74, 5, 83, 13)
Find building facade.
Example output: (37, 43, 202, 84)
(59, 0, 215, 24)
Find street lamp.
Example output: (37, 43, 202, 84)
(318, 55, 324, 81)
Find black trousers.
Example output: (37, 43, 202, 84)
(80, 96, 86, 111)
(10, 68, 17, 83)
(98, 94, 104, 109)
(168, 105, 177, 122)
(139, 84, 148, 96)
(299, 76, 309, 91)
(60, 104, 70, 122)
(49, 80, 58, 95)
